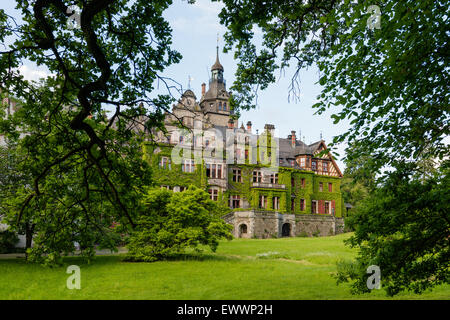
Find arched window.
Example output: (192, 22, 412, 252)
(218, 102, 222, 110)
(223, 102, 227, 110)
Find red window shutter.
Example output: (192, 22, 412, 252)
(331, 200, 335, 215)
(319, 200, 324, 214)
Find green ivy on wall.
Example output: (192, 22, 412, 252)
(143, 142, 343, 218)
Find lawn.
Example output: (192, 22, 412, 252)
(0, 233, 448, 300)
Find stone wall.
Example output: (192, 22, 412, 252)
(224, 211, 345, 239)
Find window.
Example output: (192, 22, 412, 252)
(291, 198, 295, 211)
(289, 159, 295, 167)
(312, 161, 317, 171)
(194, 120, 202, 129)
(179, 135, 184, 144)
(272, 197, 280, 210)
(301, 178, 305, 188)
(223, 102, 227, 110)
(218, 102, 222, 110)
(253, 170, 262, 183)
(236, 148, 241, 160)
(300, 199, 305, 211)
(245, 149, 249, 160)
(217, 164, 222, 179)
(259, 195, 268, 209)
(300, 157, 305, 167)
(161, 185, 171, 190)
(291, 177, 295, 188)
(231, 195, 241, 208)
(270, 173, 278, 184)
(323, 162, 328, 172)
(328, 183, 333, 192)
(208, 189, 219, 201)
(182, 159, 195, 172)
(325, 201, 330, 214)
(232, 168, 242, 182)
(179, 186, 186, 192)
(206, 163, 223, 178)
(159, 157, 171, 169)
(311, 200, 318, 214)
(319, 182, 323, 192)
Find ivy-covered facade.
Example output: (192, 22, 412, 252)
(145, 47, 345, 238)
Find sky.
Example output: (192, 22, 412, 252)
(1, 0, 350, 169)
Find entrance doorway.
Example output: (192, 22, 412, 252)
(238, 224, 248, 238)
(282, 223, 291, 237)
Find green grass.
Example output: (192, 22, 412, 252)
(0, 233, 449, 300)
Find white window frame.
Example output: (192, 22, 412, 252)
(182, 159, 195, 173)
(206, 163, 223, 179)
(159, 156, 171, 170)
(253, 170, 262, 183)
(272, 196, 280, 210)
(208, 188, 219, 201)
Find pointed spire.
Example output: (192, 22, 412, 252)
(211, 40, 224, 71)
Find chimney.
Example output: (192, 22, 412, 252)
(201, 83, 206, 96)
(246, 121, 252, 133)
(228, 118, 234, 129)
(291, 130, 296, 147)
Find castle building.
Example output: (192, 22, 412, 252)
(146, 47, 345, 238)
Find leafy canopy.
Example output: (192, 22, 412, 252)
(218, 0, 449, 295)
(0, 0, 183, 262)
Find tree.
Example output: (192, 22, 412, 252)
(340, 142, 376, 217)
(0, 0, 182, 262)
(125, 186, 233, 262)
(338, 162, 449, 296)
(218, 0, 449, 295)
(0, 141, 35, 251)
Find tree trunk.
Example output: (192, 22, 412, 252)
(24, 223, 34, 260)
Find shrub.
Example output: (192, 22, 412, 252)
(124, 186, 233, 262)
(297, 231, 308, 237)
(0, 229, 19, 253)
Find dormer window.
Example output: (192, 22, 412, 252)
(300, 158, 305, 168)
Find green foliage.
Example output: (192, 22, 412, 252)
(0, 229, 19, 253)
(219, 0, 449, 296)
(0, 0, 182, 263)
(125, 186, 233, 262)
(340, 143, 376, 218)
(220, 0, 448, 169)
(297, 231, 308, 238)
(337, 163, 450, 296)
